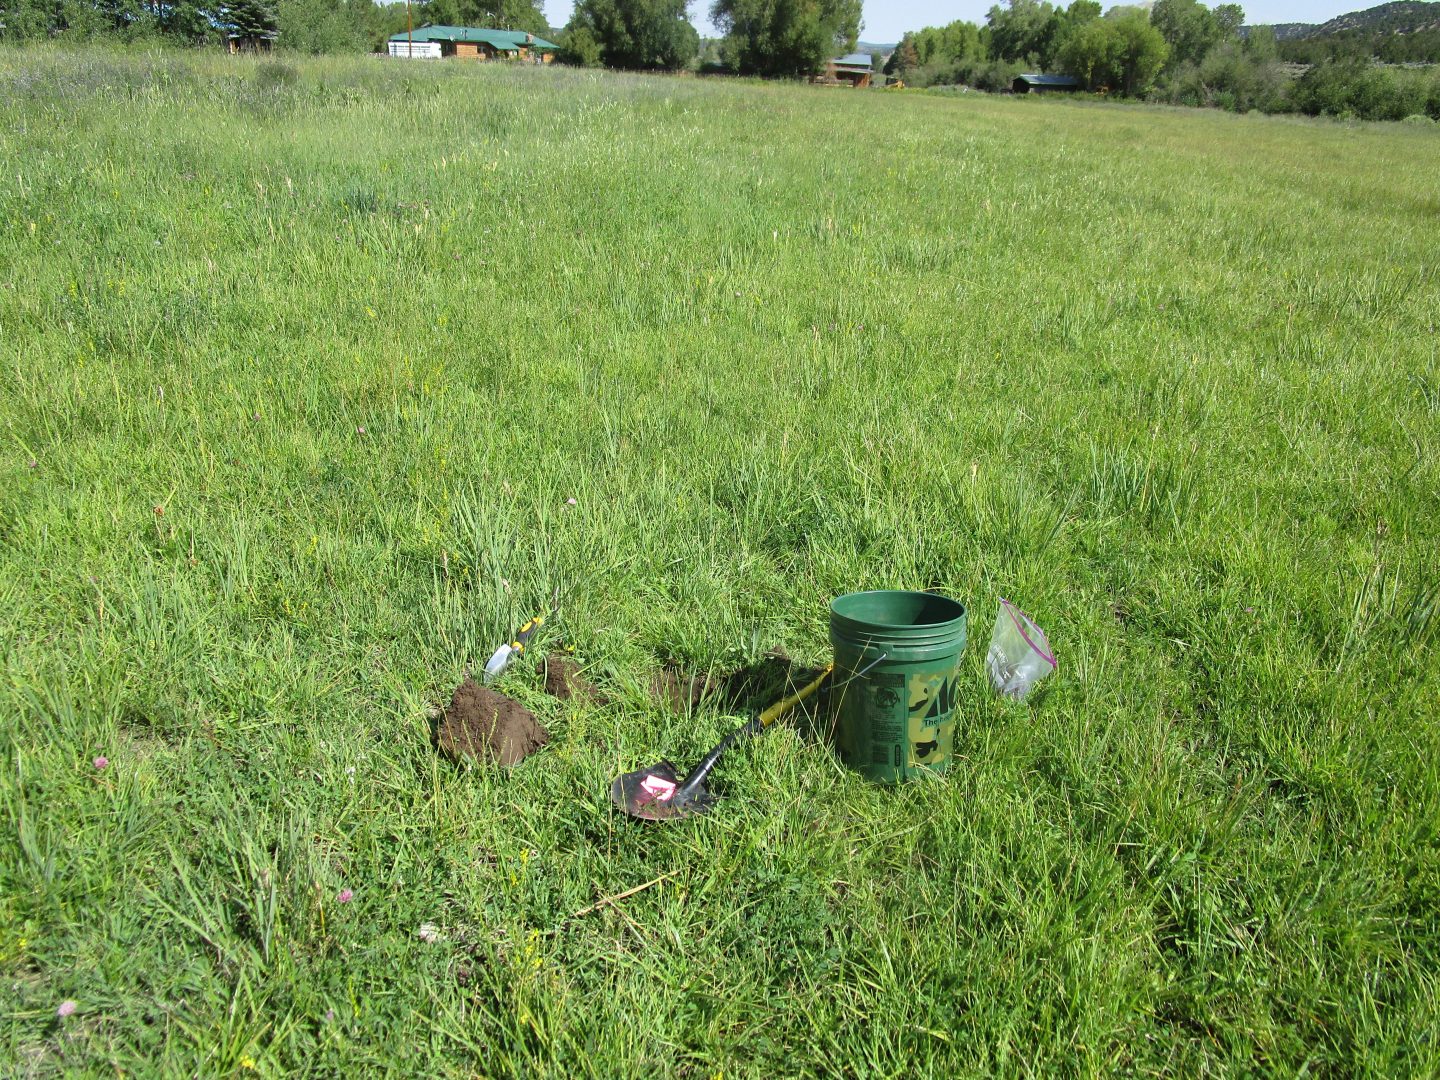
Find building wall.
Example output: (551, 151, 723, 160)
(386, 38, 551, 63)
(388, 41, 443, 59)
(228, 36, 274, 54)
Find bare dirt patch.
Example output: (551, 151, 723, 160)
(436, 678, 548, 767)
(650, 650, 833, 735)
(651, 666, 718, 712)
(539, 653, 606, 705)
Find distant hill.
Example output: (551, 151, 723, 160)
(1310, 0, 1440, 35)
(857, 41, 897, 53)
(1252, 2, 1440, 63)
(1264, 22, 1318, 40)
(1251, 1, 1440, 37)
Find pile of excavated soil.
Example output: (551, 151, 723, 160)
(539, 653, 605, 705)
(436, 678, 548, 767)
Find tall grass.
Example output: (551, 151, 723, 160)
(1, 46, 1438, 1075)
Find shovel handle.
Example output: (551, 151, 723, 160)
(675, 663, 833, 799)
(758, 663, 833, 728)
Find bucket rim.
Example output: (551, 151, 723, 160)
(830, 589, 967, 631)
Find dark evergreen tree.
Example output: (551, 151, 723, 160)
(220, 0, 279, 39)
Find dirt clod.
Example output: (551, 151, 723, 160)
(539, 653, 605, 704)
(436, 678, 548, 767)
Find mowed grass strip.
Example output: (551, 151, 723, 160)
(1, 47, 1438, 1075)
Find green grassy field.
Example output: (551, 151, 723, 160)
(2, 47, 1438, 1075)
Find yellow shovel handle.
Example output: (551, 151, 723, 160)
(758, 663, 833, 728)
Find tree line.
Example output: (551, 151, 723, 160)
(885, 0, 1240, 95)
(555, 1, 862, 76)
(0, 0, 863, 75)
(1277, 26, 1440, 66)
(0, 0, 866, 78)
(0, 0, 549, 52)
(886, 0, 1439, 122)
(3, 0, 1436, 123)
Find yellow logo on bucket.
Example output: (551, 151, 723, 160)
(907, 670, 959, 768)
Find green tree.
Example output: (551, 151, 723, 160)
(279, 0, 373, 53)
(1196, 40, 1285, 111)
(415, 0, 547, 33)
(883, 33, 920, 77)
(982, 0, 1054, 63)
(1244, 23, 1277, 63)
(558, 22, 605, 65)
(887, 18, 989, 86)
(1038, 0, 1099, 69)
(912, 20, 982, 66)
(1212, 2, 1243, 39)
(1289, 58, 1430, 121)
(1057, 15, 1119, 88)
(1108, 7, 1168, 93)
(90, 0, 159, 38)
(221, 0, 280, 40)
(1058, 7, 1166, 93)
(1149, 0, 1222, 68)
(160, 1, 217, 41)
(710, 0, 863, 77)
(565, 0, 699, 70)
(0, 0, 102, 37)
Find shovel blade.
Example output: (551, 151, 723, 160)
(609, 761, 715, 822)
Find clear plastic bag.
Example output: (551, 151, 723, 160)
(986, 599, 1056, 700)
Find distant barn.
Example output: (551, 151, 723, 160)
(1013, 74, 1081, 94)
(227, 32, 275, 54)
(819, 53, 875, 88)
(387, 26, 558, 62)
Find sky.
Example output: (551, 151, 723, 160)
(541, 1, 1371, 42)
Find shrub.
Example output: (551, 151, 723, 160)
(912, 57, 1022, 92)
(1156, 46, 1288, 112)
(1289, 60, 1431, 122)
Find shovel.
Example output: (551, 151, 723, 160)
(610, 664, 833, 822)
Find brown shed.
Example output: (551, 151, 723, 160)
(819, 53, 875, 88)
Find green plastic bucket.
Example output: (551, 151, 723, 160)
(830, 590, 967, 784)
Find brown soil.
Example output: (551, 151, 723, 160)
(651, 667, 718, 712)
(539, 653, 605, 705)
(651, 650, 832, 727)
(721, 651, 820, 705)
(435, 678, 548, 767)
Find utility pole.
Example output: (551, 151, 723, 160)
(407, 0, 412, 57)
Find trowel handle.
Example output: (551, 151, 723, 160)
(481, 614, 547, 684)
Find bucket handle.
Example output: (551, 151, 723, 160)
(831, 652, 888, 691)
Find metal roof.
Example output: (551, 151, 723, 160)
(1015, 73, 1080, 87)
(388, 25, 559, 50)
(831, 53, 873, 69)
